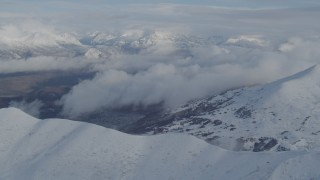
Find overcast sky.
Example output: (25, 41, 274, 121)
(2, 0, 320, 13)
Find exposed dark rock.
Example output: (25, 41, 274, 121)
(213, 120, 222, 126)
(206, 136, 220, 142)
(253, 137, 278, 152)
(235, 106, 252, 119)
(276, 145, 290, 152)
(189, 118, 211, 126)
(201, 132, 214, 137)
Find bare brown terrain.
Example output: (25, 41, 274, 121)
(0, 73, 58, 97)
(0, 71, 95, 118)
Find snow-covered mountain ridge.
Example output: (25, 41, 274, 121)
(0, 29, 269, 60)
(0, 107, 320, 180)
(129, 65, 320, 152)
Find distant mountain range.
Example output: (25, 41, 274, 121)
(0, 30, 270, 60)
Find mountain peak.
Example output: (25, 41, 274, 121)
(262, 64, 320, 104)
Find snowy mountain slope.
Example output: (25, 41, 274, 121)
(0, 31, 85, 59)
(128, 65, 320, 152)
(0, 107, 319, 180)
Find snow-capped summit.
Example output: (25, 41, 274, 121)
(225, 35, 270, 48)
(2, 31, 82, 48)
(0, 30, 85, 59)
(85, 32, 117, 45)
(261, 65, 319, 108)
(23, 32, 60, 47)
(84, 48, 106, 59)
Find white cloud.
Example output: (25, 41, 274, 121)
(61, 36, 320, 117)
(9, 100, 43, 117)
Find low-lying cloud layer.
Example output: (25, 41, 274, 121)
(1, 4, 320, 117)
(61, 36, 320, 117)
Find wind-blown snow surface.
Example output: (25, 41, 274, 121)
(0, 108, 319, 180)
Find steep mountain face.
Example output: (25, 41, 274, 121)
(127, 65, 320, 152)
(1, 107, 320, 180)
